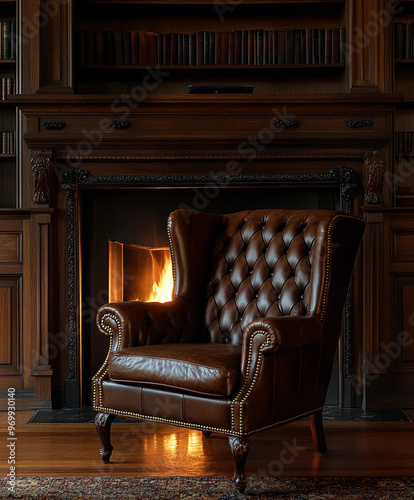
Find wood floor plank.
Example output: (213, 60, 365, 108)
(1, 417, 413, 477)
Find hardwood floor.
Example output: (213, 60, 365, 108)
(1, 412, 414, 478)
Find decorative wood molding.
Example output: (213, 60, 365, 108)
(363, 150, 386, 204)
(60, 166, 358, 396)
(347, 120, 373, 129)
(55, 153, 365, 162)
(109, 120, 131, 129)
(43, 121, 66, 130)
(274, 119, 300, 129)
(61, 183, 77, 382)
(30, 150, 52, 204)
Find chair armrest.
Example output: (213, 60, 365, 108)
(96, 297, 192, 351)
(241, 316, 322, 375)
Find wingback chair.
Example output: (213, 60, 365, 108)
(93, 208, 364, 492)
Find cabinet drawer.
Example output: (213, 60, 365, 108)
(39, 113, 388, 140)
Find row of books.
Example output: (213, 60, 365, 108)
(395, 23, 414, 60)
(77, 28, 345, 67)
(0, 21, 16, 60)
(1, 77, 15, 100)
(77, 31, 158, 66)
(396, 132, 414, 154)
(158, 28, 345, 66)
(1, 132, 15, 155)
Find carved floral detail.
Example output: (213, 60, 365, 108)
(364, 150, 386, 204)
(30, 150, 52, 204)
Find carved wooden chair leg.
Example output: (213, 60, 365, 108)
(202, 430, 211, 437)
(310, 410, 327, 454)
(229, 436, 250, 493)
(95, 413, 116, 463)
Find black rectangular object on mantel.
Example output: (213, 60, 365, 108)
(187, 84, 254, 94)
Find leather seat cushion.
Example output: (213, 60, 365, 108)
(108, 343, 242, 397)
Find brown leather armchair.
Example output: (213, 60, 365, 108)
(93, 208, 364, 492)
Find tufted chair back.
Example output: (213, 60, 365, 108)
(202, 209, 348, 345)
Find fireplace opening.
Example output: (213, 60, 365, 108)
(108, 240, 173, 303)
(80, 185, 340, 406)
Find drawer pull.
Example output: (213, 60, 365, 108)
(109, 120, 131, 129)
(347, 120, 373, 129)
(275, 119, 300, 129)
(43, 121, 66, 130)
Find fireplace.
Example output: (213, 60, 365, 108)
(74, 168, 356, 407)
(108, 240, 173, 304)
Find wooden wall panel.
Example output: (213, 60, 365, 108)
(0, 286, 12, 365)
(0, 233, 22, 264)
(0, 277, 21, 380)
(402, 285, 414, 362)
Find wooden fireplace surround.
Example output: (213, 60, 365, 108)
(4, 93, 409, 409)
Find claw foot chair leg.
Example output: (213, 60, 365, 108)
(310, 410, 328, 454)
(95, 413, 116, 463)
(229, 436, 250, 493)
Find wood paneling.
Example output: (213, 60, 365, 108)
(0, 277, 20, 377)
(0, 286, 11, 364)
(0, 232, 22, 264)
(402, 285, 414, 361)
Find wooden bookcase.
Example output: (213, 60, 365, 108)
(73, 0, 350, 95)
(2, 0, 414, 409)
(0, 0, 18, 208)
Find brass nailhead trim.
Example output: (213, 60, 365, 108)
(231, 330, 271, 433)
(320, 215, 339, 321)
(92, 313, 123, 408)
(167, 218, 176, 292)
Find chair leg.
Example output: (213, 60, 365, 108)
(229, 436, 250, 493)
(95, 413, 116, 463)
(310, 410, 327, 454)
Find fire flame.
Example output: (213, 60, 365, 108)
(147, 258, 174, 303)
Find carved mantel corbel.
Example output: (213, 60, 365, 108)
(363, 150, 386, 204)
(30, 149, 52, 204)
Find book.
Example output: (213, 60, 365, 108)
(331, 28, 340, 63)
(95, 31, 105, 65)
(234, 30, 242, 65)
(114, 31, 123, 65)
(2, 21, 11, 60)
(189, 33, 196, 65)
(105, 31, 115, 65)
(277, 30, 286, 65)
(170, 33, 178, 65)
(325, 29, 332, 65)
(131, 31, 139, 66)
(286, 29, 294, 64)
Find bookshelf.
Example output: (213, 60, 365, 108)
(393, 1, 414, 205)
(0, 0, 17, 208)
(73, 0, 349, 95)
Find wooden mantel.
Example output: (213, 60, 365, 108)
(9, 92, 400, 408)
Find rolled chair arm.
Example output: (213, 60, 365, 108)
(241, 315, 322, 375)
(96, 296, 194, 351)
